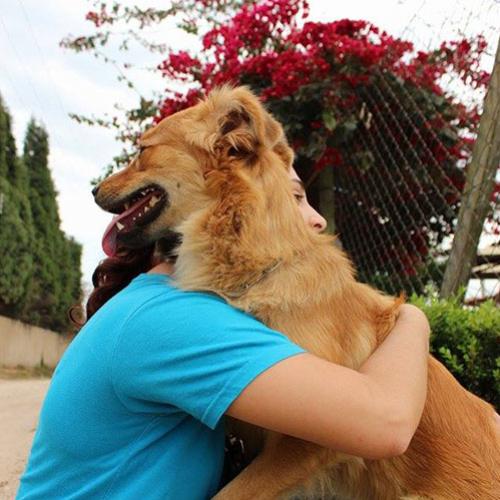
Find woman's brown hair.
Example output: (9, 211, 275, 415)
(71, 231, 181, 327)
(70, 245, 155, 327)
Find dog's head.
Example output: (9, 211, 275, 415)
(94, 86, 297, 257)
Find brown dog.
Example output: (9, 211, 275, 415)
(95, 86, 500, 499)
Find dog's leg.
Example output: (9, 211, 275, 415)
(213, 433, 332, 500)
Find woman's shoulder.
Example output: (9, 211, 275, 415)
(129, 272, 228, 306)
(123, 272, 256, 327)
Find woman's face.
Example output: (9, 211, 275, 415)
(288, 168, 327, 233)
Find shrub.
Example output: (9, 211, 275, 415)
(411, 295, 500, 409)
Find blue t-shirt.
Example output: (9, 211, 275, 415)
(17, 273, 304, 500)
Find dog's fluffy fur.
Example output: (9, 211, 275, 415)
(96, 86, 500, 499)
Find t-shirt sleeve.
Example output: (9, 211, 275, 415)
(111, 290, 305, 429)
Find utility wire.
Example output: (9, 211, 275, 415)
(17, 0, 76, 130)
(0, 11, 51, 121)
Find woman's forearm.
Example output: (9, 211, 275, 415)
(359, 304, 430, 448)
(227, 304, 430, 459)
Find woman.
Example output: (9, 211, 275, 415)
(17, 168, 430, 500)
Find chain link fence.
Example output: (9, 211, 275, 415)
(327, 47, 499, 301)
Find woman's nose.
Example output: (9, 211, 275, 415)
(309, 213, 327, 233)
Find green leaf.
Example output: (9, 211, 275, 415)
(322, 110, 337, 131)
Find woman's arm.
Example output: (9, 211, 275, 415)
(226, 304, 430, 460)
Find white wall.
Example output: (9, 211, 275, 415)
(0, 315, 70, 368)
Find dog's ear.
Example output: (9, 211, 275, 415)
(273, 139, 295, 168)
(138, 126, 158, 148)
(138, 105, 194, 148)
(215, 87, 284, 163)
(138, 119, 170, 148)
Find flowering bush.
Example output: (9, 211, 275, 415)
(63, 0, 496, 293)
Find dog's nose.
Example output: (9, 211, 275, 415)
(92, 185, 100, 197)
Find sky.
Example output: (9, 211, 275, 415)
(0, 0, 498, 292)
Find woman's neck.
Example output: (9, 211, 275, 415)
(148, 260, 175, 275)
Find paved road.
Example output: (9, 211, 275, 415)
(0, 378, 50, 500)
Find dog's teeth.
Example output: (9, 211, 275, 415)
(150, 195, 159, 206)
(116, 222, 125, 231)
(144, 206, 149, 212)
(124, 202, 130, 209)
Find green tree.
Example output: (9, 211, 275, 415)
(22, 119, 60, 326)
(52, 237, 82, 331)
(0, 95, 34, 316)
(0, 96, 82, 331)
(22, 119, 82, 331)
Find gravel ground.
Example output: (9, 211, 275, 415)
(0, 378, 50, 500)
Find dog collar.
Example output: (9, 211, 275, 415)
(223, 259, 282, 299)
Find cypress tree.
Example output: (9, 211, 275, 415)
(0, 96, 82, 331)
(54, 235, 83, 332)
(22, 119, 82, 331)
(23, 119, 62, 327)
(0, 95, 9, 180)
(0, 95, 34, 315)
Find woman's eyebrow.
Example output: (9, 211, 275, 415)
(291, 178, 306, 191)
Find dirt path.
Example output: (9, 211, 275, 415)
(0, 378, 50, 500)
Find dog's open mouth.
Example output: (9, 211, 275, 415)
(102, 184, 167, 257)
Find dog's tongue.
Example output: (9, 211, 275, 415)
(102, 216, 120, 257)
(101, 193, 156, 257)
